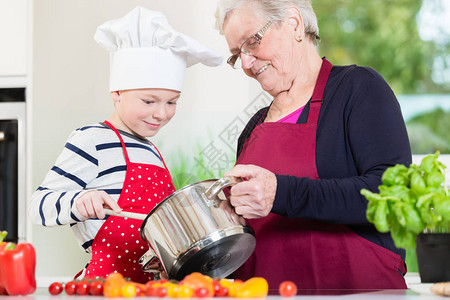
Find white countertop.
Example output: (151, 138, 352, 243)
(2, 273, 442, 299)
(0, 285, 445, 300)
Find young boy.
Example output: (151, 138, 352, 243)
(29, 6, 222, 283)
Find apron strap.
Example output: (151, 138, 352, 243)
(103, 120, 131, 164)
(307, 58, 333, 125)
(103, 121, 172, 178)
(146, 139, 172, 172)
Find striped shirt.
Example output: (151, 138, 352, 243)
(29, 122, 165, 253)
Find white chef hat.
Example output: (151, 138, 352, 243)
(94, 7, 223, 92)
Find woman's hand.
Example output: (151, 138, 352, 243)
(224, 164, 277, 219)
(75, 190, 122, 220)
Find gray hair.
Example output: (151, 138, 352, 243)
(215, 0, 320, 45)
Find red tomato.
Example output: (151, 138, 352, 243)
(144, 280, 157, 296)
(154, 286, 168, 298)
(213, 280, 228, 297)
(279, 281, 297, 297)
(89, 280, 104, 296)
(64, 281, 77, 295)
(76, 280, 89, 295)
(194, 287, 210, 298)
(49, 282, 63, 295)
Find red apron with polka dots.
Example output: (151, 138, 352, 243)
(84, 121, 175, 282)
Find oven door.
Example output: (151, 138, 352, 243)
(0, 102, 26, 243)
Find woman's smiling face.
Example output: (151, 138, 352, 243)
(223, 5, 299, 97)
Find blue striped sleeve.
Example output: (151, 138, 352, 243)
(70, 191, 82, 222)
(51, 166, 87, 187)
(98, 165, 127, 178)
(65, 142, 98, 165)
(39, 192, 52, 226)
(55, 192, 66, 226)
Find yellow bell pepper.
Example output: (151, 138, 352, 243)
(236, 277, 268, 298)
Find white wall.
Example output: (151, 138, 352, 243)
(30, 0, 450, 285)
(31, 0, 257, 284)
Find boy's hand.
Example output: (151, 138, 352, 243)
(75, 190, 122, 220)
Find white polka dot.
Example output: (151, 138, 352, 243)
(118, 255, 121, 259)
(107, 244, 110, 247)
(125, 189, 128, 193)
(136, 240, 139, 244)
(121, 233, 124, 236)
(125, 250, 129, 253)
(130, 225, 134, 228)
(138, 175, 142, 179)
(138, 166, 142, 169)
(131, 177, 134, 180)
(104, 226, 108, 229)
(102, 239, 106, 242)
(107, 254, 110, 258)
(160, 181, 163, 184)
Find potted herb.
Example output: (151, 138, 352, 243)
(361, 151, 450, 282)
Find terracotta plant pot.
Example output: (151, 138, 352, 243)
(416, 233, 450, 283)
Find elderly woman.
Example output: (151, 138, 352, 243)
(216, 0, 412, 291)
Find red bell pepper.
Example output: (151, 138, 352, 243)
(0, 231, 37, 295)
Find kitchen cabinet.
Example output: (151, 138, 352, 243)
(0, 0, 28, 77)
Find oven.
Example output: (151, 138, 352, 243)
(0, 88, 26, 243)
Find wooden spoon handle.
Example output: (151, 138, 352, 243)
(104, 208, 147, 220)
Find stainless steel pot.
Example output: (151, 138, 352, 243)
(138, 177, 255, 280)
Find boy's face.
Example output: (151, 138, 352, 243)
(112, 88, 180, 138)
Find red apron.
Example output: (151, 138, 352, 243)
(84, 121, 175, 283)
(234, 58, 406, 291)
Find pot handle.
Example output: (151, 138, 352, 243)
(204, 176, 240, 200)
(139, 248, 164, 274)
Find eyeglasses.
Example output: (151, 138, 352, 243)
(227, 20, 274, 69)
